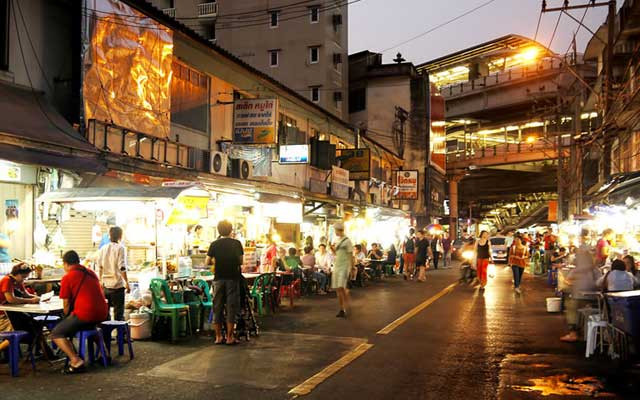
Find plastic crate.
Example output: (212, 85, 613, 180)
(606, 290, 640, 337)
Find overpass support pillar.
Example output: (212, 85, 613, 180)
(448, 174, 463, 240)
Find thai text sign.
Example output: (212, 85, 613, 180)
(233, 98, 278, 144)
(337, 148, 370, 180)
(331, 166, 350, 199)
(394, 170, 419, 200)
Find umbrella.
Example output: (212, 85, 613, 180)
(427, 223, 443, 233)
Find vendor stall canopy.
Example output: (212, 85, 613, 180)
(36, 186, 210, 203)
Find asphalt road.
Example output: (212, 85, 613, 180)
(1, 264, 637, 400)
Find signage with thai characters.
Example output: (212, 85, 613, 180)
(0, 164, 21, 182)
(233, 98, 278, 144)
(331, 166, 350, 199)
(394, 170, 419, 200)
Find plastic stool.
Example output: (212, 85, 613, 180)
(34, 315, 61, 330)
(0, 331, 35, 377)
(100, 321, 134, 360)
(585, 317, 608, 358)
(75, 328, 109, 367)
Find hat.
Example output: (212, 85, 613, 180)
(334, 221, 345, 231)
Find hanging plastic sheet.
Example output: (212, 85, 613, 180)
(83, 0, 173, 138)
(221, 143, 273, 177)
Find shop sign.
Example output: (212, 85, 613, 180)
(166, 196, 209, 225)
(162, 180, 196, 188)
(548, 200, 558, 222)
(233, 98, 278, 144)
(309, 178, 327, 194)
(279, 144, 309, 164)
(394, 170, 419, 200)
(337, 148, 370, 180)
(0, 164, 21, 182)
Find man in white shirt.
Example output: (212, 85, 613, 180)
(97, 226, 130, 321)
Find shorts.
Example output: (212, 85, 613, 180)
(0, 313, 13, 332)
(403, 253, 415, 264)
(213, 279, 240, 324)
(416, 259, 426, 267)
(50, 314, 98, 339)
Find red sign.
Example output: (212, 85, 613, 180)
(394, 170, 419, 200)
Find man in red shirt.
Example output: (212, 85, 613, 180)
(51, 251, 108, 374)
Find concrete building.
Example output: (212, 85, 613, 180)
(348, 51, 441, 226)
(151, 0, 349, 120)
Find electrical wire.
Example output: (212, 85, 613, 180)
(546, 8, 562, 50)
(379, 0, 499, 53)
(533, 4, 543, 42)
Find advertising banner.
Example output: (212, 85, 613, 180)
(337, 148, 370, 180)
(330, 166, 350, 199)
(394, 170, 419, 200)
(233, 98, 278, 144)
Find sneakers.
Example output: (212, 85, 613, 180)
(515, 287, 522, 294)
(336, 310, 346, 318)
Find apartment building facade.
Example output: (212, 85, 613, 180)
(152, 0, 349, 120)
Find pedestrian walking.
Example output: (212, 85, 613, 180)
(442, 232, 452, 269)
(508, 235, 529, 294)
(415, 229, 429, 282)
(96, 226, 130, 321)
(430, 234, 443, 270)
(403, 228, 416, 280)
(206, 220, 244, 345)
(331, 222, 352, 318)
(474, 231, 493, 289)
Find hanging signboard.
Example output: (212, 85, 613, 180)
(331, 166, 350, 199)
(337, 148, 370, 180)
(548, 200, 558, 222)
(394, 170, 419, 200)
(233, 98, 278, 144)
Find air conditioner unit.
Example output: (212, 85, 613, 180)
(231, 158, 254, 179)
(210, 151, 228, 176)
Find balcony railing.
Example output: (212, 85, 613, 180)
(162, 8, 175, 18)
(86, 119, 209, 172)
(198, 2, 218, 17)
(440, 57, 568, 98)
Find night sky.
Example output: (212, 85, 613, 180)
(349, 0, 620, 64)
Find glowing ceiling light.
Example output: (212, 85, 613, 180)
(520, 47, 539, 62)
(526, 136, 537, 143)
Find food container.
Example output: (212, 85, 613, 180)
(546, 297, 562, 312)
(129, 312, 151, 340)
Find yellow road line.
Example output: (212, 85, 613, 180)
(377, 282, 458, 335)
(288, 342, 374, 396)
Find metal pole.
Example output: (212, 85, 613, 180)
(556, 94, 564, 222)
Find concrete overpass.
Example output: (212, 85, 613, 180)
(446, 140, 567, 170)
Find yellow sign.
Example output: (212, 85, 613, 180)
(166, 196, 209, 225)
(233, 99, 278, 144)
(337, 148, 370, 180)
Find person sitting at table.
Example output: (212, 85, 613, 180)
(352, 244, 368, 283)
(551, 247, 568, 265)
(623, 255, 640, 288)
(315, 244, 333, 290)
(285, 248, 303, 278)
(301, 246, 327, 295)
(368, 243, 383, 260)
(597, 259, 635, 292)
(275, 247, 288, 272)
(0, 263, 40, 353)
(50, 251, 108, 373)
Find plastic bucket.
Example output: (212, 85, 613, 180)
(129, 312, 151, 340)
(546, 297, 562, 313)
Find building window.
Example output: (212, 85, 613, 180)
(171, 61, 210, 133)
(310, 6, 319, 23)
(333, 53, 342, 71)
(269, 49, 279, 67)
(309, 46, 319, 64)
(205, 21, 215, 41)
(333, 91, 343, 109)
(270, 11, 279, 28)
(0, 0, 8, 71)
(310, 86, 320, 103)
(349, 88, 366, 113)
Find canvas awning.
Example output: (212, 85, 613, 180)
(37, 186, 210, 203)
(0, 82, 105, 172)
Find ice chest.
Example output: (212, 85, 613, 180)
(606, 290, 640, 337)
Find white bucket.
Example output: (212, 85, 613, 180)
(129, 312, 152, 340)
(546, 297, 562, 313)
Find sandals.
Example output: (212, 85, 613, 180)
(62, 363, 86, 375)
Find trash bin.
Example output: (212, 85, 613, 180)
(606, 290, 640, 337)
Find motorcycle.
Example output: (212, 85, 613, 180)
(459, 249, 477, 284)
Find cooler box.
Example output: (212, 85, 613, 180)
(606, 290, 640, 337)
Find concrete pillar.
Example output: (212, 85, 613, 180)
(448, 175, 462, 239)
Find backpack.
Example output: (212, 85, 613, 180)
(404, 237, 415, 253)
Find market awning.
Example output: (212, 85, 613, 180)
(588, 171, 640, 206)
(37, 186, 210, 203)
(0, 82, 105, 172)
